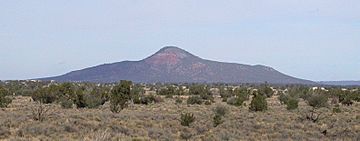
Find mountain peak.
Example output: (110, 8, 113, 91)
(157, 46, 189, 55)
(144, 46, 197, 65)
(40, 46, 315, 84)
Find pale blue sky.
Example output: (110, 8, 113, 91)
(0, 0, 359, 81)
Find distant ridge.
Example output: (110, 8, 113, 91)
(40, 46, 315, 84)
(319, 81, 360, 86)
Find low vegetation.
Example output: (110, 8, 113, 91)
(0, 80, 359, 140)
(180, 112, 196, 127)
(187, 95, 203, 105)
(212, 105, 228, 127)
(31, 101, 51, 122)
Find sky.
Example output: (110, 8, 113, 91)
(0, 0, 359, 81)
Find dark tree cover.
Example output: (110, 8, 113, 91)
(286, 98, 299, 110)
(307, 94, 328, 109)
(31, 82, 109, 109)
(0, 86, 12, 108)
(189, 84, 214, 103)
(249, 92, 268, 112)
(1, 81, 48, 96)
(110, 80, 132, 113)
(157, 85, 178, 98)
(72, 88, 87, 108)
(187, 95, 203, 105)
(234, 87, 250, 101)
(258, 84, 274, 98)
(32, 86, 58, 104)
(189, 84, 208, 95)
(219, 86, 234, 102)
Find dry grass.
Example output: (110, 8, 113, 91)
(0, 95, 359, 141)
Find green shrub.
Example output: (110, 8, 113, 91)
(60, 98, 73, 109)
(204, 100, 212, 105)
(307, 94, 328, 109)
(226, 97, 245, 107)
(89, 88, 107, 108)
(131, 85, 145, 96)
(0, 97, 12, 108)
(189, 84, 209, 95)
(219, 87, 233, 101)
(213, 114, 223, 127)
(278, 92, 289, 105)
(72, 88, 87, 108)
(55, 83, 77, 108)
(175, 97, 183, 104)
(353, 91, 360, 102)
(177, 86, 186, 95)
(338, 91, 357, 106)
(58, 83, 75, 99)
(258, 85, 274, 98)
(288, 86, 309, 98)
(132, 94, 141, 104)
(110, 80, 132, 113)
(212, 105, 227, 127)
(32, 87, 57, 104)
(332, 104, 341, 113)
(187, 96, 203, 105)
(58, 85, 107, 109)
(304, 94, 328, 123)
(133, 94, 163, 105)
(83, 93, 106, 109)
(340, 97, 353, 106)
(95, 86, 111, 102)
(226, 87, 249, 106)
(278, 91, 299, 110)
(222, 97, 228, 102)
(300, 92, 312, 101)
(286, 98, 299, 110)
(0, 86, 12, 108)
(130, 89, 144, 104)
(200, 93, 214, 102)
(139, 95, 153, 105)
(187, 85, 214, 104)
(288, 87, 311, 101)
(234, 88, 250, 100)
(213, 105, 228, 117)
(180, 113, 195, 127)
(249, 94, 267, 112)
(157, 85, 177, 97)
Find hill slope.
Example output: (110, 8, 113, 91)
(40, 46, 315, 84)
